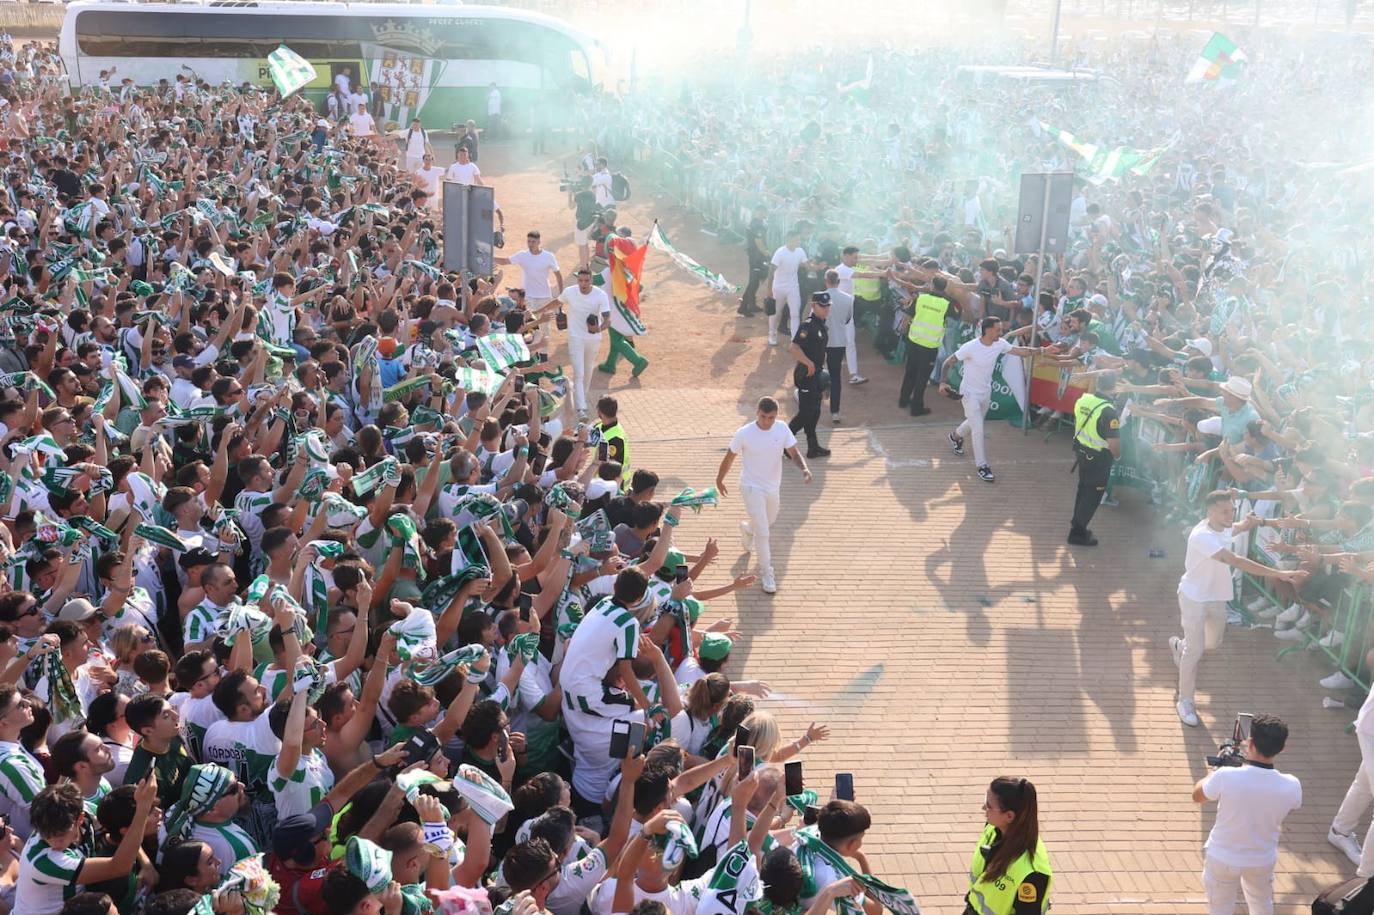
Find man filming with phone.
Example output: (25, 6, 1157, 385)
(1192, 713, 1301, 915)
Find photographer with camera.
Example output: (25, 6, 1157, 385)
(1193, 714, 1302, 915)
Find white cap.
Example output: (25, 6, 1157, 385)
(1186, 337, 1213, 357)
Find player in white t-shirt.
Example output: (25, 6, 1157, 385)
(938, 316, 1041, 483)
(550, 269, 610, 419)
(497, 231, 564, 310)
(715, 396, 813, 595)
(1170, 492, 1296, 727)
(767, 231, 811, 346)
(443, 145, 483, 187)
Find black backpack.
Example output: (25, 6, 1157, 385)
(611, 171, 631, 202)
(1314, 875, 1374, 915)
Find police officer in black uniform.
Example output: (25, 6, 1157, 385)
(739, 207, 769, 317)
(1068, 373, 1122, 546)
(788, 291, 831, 458)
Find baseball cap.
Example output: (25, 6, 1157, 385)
(172, 354, 195, 370)
(699, 633, 733, 662)
(178, 547, 217, 571)
(273, 804, 334, 862)
(57, 598, 99, 622)
(1186, 337, 1213, 358)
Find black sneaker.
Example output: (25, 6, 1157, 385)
(949, 432, 965, 456)
(911, 407, 932, 417)
(977, 465, 995, 483)
(807, 446, 831, 458)
(1067, 531, 1099, 546)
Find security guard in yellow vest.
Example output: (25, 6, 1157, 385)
(594, 394, 631, 483)
(1068, 373, 1121, 546)
(965, 777, 1052, 915)
(898, 276, 956, 417)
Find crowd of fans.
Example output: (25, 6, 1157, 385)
(0, 13, 1372, 915)
(0, 31, 903, 915)
(591, 32, 1374, 676)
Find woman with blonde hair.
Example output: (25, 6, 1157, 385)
(109, 624, 157, 698)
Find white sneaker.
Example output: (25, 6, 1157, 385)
(1329, 827, 1363, 866)
(831, 412, 841, 425)
(1247, 595, 1270, 612)
(1177, 699, 1200, 727)
(1321, 671, 1357, 690)
(1318, 630, 1345, 649)
(739, 521, 754, 553)
(768, 332, 779, 346)
(761, 573, 777, 594)
(1293, 610, 1313, 630)
(849, 374, 868, 385)
(1255, 603, 1285, 620)
(1275, 603, 1304, 625)
(1168, 636, 1183, 668)
(1274, 627, 1307, 643)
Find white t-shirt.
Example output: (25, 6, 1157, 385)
(202, 712, 281, 798)
(561, 283, 611, 340)
(404, 127, 429, 159)
(729, 420, 797, 493)
(488, 88, 502, 116)
(589, 872, 707, 915)
(1202, 764, 1302, 868)
(414, 165, 443, 198)
(592, 170, 614, 207)
(509, 249, 561, 299)
(348, 111, 376, 137)
(566, 706, 646, 805)
(1178, 521, 1235, 603)
(770, 245, 808, 288)
(333, 72, 351, 94)
(834, 262, 856, 296)
(954, 337, 1013, 398)
(444, 161, 481, 186)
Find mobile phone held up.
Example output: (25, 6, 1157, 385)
(403, 731, 440, 769)
(737, 745, 755, 780)
(597, 441, 609, 462)
(608, 719, 646, 759)
(834, 772, 854, 801)
(785, 761, 804, 797)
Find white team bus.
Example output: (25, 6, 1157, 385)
(59, 0, 604, 129)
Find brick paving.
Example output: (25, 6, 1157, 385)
(474, 140, 1367, 914)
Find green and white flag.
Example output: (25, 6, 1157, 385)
(671, 486, 718, 513)
(1186, 32, 1247, 83)
(649, 223, 737, 294)
(1039, 123, 1172, 186)
(266, 45, 317, 99)
(696, 840, 762, 915)
(450, 523, 489, 576)
(450, 366, 505, 395)
(474, 333, 530, 373)
(13, 433, 66, 460)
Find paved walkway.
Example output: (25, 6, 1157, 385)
(473, 139, 1366, 914)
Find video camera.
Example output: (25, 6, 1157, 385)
(1206, 712, 1254, 768)
(558, 170, 591, 194)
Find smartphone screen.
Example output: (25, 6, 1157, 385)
(608, 720, 631, 759)
(785, 761, 804, 796)
(674, 565, 690, 584)
(497, 730, 509, 763)
(834, 772, 854, 801)
(597, 441, 609, 462)
(531, 454, 547, 476)
(737, 745, 755, 780)
(734, 725, 752, 756)
(1236, 713, 1253, 743)
(513, 374, 525, 392)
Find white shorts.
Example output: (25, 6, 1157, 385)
(574, 224, 592, 247)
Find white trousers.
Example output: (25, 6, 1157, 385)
(769, 284, 801, 340)
(1178, 595, 1227, 703)
(567, 334, 601, 411)
(740, 484, 781, 578)
(955, 391, 991, 467)
(845, 323, 859, 376)
(1331, 730, 1374, 876)
(1202, 855, 1274, 915)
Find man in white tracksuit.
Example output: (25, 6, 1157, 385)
(715, 396, 813, 595)
(553, 268, 610, 420)
(767, 230, 811, 347)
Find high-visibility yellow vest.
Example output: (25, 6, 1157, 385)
(907, 294, 947, 349)
(1073, 393, 1112, 452)
(852, 267, 880, 301)
(966, 824, 1053, 915)
(598, 421, 631, 481)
